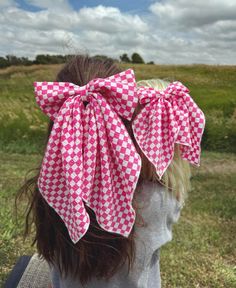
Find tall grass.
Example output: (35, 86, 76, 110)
(0, 151, 235, 287)
(0, 63, 236, 154)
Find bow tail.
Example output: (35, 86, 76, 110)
(132, 100, 179, 179)
(81, 103, 99, 204)
(89, 101, 114, 216)
(55, 99, 91, 243)
(177, 93, 206, 166)
(172, 97, 193, 164)
(84, 97, 141, 237)
(37, 121, 68, 216)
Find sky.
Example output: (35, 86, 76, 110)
(0, 0, 236, 64)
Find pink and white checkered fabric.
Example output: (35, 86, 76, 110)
(34, 69, 142, 243)
(132, 81, 206, 179)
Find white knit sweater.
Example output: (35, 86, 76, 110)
(50, 180, 182, 288)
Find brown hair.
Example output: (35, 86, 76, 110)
(17, 55, 191, 285)
(17, 55, 146, 285)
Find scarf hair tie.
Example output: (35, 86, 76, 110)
(133, 81, 206, 179)
(34, 69, 142, 243)
(34, 69, 205, 243)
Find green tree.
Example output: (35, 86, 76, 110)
(6, 55, 22, 66)
(131, 53, 145, 64)
(120, 53, 131, 63)
(20, 57, 32, 66)
(35, 54, 51, 64)
(0, 57, 9, 68)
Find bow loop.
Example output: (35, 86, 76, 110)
(132, 97, 179, 178)
(165, 81, 190, 96)
(137, 81, 190, 105)
(34, 69, 137, 122)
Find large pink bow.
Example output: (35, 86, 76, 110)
(34, 69, 142, 243)
(132, 81, 205, 179)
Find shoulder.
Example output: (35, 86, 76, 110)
(134, 180, 182, 250)
(135, 180, 181, 216)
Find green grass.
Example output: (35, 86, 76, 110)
(1, 63, 236, 153)
(160, 151, 236, 288)
(0, 65, 60, 154)
(0, 152, 40, 286)
(0, 151, 235, 287)
(0, 64, 236, 287)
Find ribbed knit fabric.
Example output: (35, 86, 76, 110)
(51, 180, 182, 288)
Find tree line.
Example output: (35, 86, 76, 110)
(0, 53, 154, 69)
(120, 53, 154, 65)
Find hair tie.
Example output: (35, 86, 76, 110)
(132, 81, 206, 179)
(34, 69, 142, 243)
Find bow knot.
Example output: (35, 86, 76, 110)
(75, 85, 96, 102)
(157, 90, 171, 99)
(138, 81, 190, 105)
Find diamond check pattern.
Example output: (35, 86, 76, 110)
(132, 81, 205, 178)
(34, 69, 142, 243)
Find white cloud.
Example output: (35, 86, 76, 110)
(150, 0, 236, 29)
(77, 5, 148, 33)
(0, 0, 235, 64)
(147, 0, 236, 64)
(0, 4, 149, 59)
(0, 0, 16, 7)
(0, 7, 76, 30)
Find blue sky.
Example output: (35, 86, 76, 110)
(69, 0, 153, 13)
(15, 0, 39, 11)
(16, 0, 154, 13)
(0, 0, 235, 64)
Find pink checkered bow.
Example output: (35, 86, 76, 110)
(34, 69, 142, 243)
(132, 81, 206, 179)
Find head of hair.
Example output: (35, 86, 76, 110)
(17, 55, 191, 285)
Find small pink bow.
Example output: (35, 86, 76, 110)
(132, 81, 206, 178)
(34, 69, 142, 243)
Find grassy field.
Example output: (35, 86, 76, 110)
(1, 151, 235, 287)
(0, 63, 236, 287)
(0, 63, 236, 154)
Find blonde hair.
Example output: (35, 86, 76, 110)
(134, 79, 192, 204)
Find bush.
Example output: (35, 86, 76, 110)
(202, 109, 236, 153)
(0, 113, 46, 154)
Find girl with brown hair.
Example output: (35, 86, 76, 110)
(18, 55, 205, 288)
